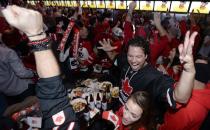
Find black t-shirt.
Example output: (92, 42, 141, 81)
(116, 53, 175, 107)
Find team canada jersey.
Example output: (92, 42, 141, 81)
(116, 53, 174, 105)
(77, 40, 96, 70)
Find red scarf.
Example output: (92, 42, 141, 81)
(58, 20, 75, 51)
(72, 28, 80, 58)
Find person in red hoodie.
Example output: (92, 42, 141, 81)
(148, 13, 171, 66)
(159, 58, 210, 130)
(59, 21, 96, 80)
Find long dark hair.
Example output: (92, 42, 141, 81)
(126, 91, 155, 130)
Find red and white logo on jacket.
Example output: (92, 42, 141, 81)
(122, 78, 133, 96)
(52, 111, 66, 126)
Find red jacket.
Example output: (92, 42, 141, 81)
(159, 87, 210, 130)
(149, 35, 170, 66)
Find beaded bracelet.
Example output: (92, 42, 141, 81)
(28, 37, 51, 52)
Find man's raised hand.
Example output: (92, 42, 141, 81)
(98, 39, 117, 52)
(178, 31, 198, 72)
(1, 5, 44, 39)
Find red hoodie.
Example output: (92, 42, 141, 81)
(159, 87, 210, 130)
(149, 35, 170, 66)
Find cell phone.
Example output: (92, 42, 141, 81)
(0, 0, 8, 8)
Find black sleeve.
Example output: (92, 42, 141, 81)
(36, 76, 78, 128)
(151, 74, 176, 109)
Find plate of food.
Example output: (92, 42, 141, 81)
(81, 79, 92, 86)
(99, 81, 113, 91)
(69, 87, 84, 99)
(70, 98, 87, 113)
(81, 79, 97, 87)
(111, 87, 119, 98)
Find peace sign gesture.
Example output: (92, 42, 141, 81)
(178, 31, 198, 72)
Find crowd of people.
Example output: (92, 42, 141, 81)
(0, 1, 210, 130)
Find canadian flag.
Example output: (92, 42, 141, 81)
(102, 111, 120, 128)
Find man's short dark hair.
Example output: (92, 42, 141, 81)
(127, 36, 150, 55)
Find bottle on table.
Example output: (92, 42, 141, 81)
(85, 95, 89, 102)
(106, 85, 111, 103)
(89, 94, 95, 110)
(83, 105, 90, 127)
(95, 92, 101, 109)
(83, 105, 90, 121)
(102, 93, 107, 111)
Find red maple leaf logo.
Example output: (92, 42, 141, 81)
(55, 116, 63, 123)
(122, 78, 133, 95)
